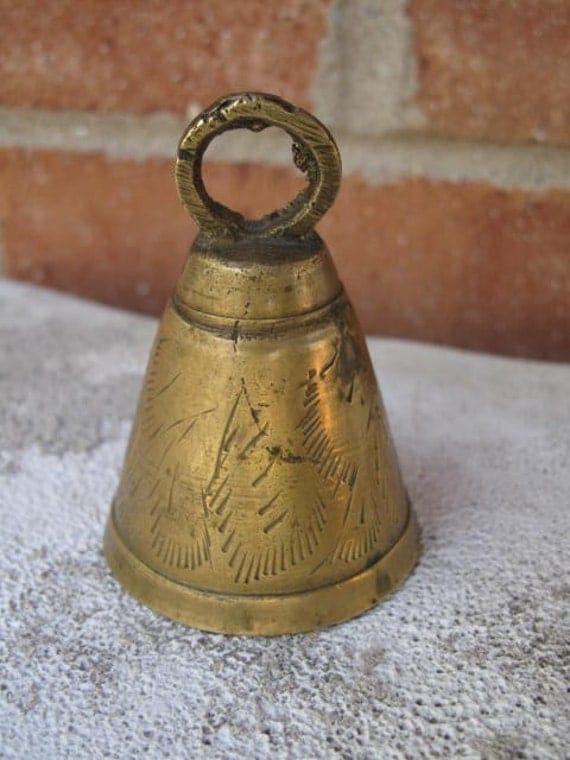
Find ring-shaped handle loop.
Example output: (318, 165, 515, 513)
(175, 92, 341, 239)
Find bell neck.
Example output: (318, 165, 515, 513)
(174, 232, 342, 321)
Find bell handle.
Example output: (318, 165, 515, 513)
(175, 92, 341, 239)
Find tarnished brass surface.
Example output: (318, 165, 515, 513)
(104, 92, 420, 635)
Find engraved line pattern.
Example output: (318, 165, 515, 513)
(296, 339, 392, 569)
(130, 327, 400, 585)
(299, 358, 361, 498)
(202, 383, 327, 584)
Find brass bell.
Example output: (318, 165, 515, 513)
(104, 92, 420, 635)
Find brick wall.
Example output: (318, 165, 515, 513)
(0, 0, 568, 359)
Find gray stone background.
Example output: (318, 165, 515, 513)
(1, 282, 568, 759)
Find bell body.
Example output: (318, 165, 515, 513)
(105, 235, 419, 634)
(104, 92, 420, 635)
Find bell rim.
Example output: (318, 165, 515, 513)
(103, 505, 421, 636)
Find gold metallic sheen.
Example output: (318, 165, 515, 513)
(104, 92, 421, 635)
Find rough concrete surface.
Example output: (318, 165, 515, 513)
(0, 280, 568, 759)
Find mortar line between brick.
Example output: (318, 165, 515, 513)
(0, 108, 569, 190)
(0, 222, 5, 277)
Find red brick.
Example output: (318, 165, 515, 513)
(408, 0, 570, 146)
(0, 149, 306, 314)
(1, 148, 568, 360)
(321, 176, 570, 359)
(0, 0, 330, 115)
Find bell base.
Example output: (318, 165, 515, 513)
(104, 507, 421, 636)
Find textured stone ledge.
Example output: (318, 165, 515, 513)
(1, 281, 568, 758)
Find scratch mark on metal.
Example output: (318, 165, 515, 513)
(258, 491, 281, 516)
(264, 509, 288, 534)
(238, 423, 269, 459)
(209, 392, 241, 487)
(342, 487, 355, 526)
(320, 343, 339, 378)
(240, 376, 262, 429)
(251, 455, 277, 487)
(150, 371, 181, 400)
